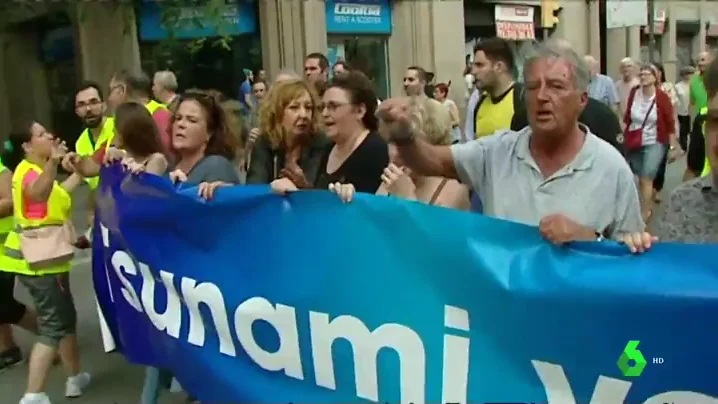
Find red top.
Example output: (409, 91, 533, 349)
(92, 141, 109, 164)
(22, 170, 47, 219)
(623, 86, 675, 145)
(152, 108, 172, 151)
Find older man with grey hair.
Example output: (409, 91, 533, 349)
(376, 39, 646, 246)
(585, 55, 621, 118)
(152, 70, 179, 112)
(616, 57, 639, 116)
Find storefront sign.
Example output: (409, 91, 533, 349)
(495, 5, 535, 41)
(140, 0, 257, 40)
(325, 0, 392, 34)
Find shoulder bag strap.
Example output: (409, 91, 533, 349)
(640, 99, 656, 129)
(428, 178, 449, 205)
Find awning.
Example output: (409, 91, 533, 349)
(495, 4, 536, 40)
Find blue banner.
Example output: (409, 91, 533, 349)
(93, 166, 718, 403)
(139, 0, 257, 40)
(325, 0, 392, 34)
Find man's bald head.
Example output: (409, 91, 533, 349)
(698, 51, 714, 73)
(583, 55, 599, 76)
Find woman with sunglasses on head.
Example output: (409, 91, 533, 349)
(0, 122, 91, 404)
(246, 78, 331, 192)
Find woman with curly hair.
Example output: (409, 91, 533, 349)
(246, 78, 330, 191)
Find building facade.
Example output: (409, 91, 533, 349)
(0, 0, 716, 141)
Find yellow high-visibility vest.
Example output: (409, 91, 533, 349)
(146, 99, 166, 114)
(0, 163, 13, 243)
(700, 107, 711, 177)
(75, 117, 115, 189)
(0, 159, 73, 276)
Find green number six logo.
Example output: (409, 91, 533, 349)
(617, 340, 647, 377)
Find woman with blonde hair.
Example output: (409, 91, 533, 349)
(246, 78, 330, 191)
(330, 96, 470, 209)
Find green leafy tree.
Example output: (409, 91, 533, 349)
(2, 0, 234, 54)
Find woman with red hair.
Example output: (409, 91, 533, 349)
(433, 82, 462, 143)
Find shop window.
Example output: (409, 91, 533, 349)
(328, 36, 390, 100)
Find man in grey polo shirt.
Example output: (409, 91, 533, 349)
(376, 40, 646, 244)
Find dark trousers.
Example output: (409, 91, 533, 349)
(678, 114, 690, 151)
(653, 145, 669, 192)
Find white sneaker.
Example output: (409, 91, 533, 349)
(65, 372, 91, 398)
(18, 392, 51, 404)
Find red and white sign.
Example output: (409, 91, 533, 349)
(495, 5, 535, 41)
(643, 9, 666, 35)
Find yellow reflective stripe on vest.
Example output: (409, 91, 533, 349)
(699, 107, 711, 177)
(0, 163, 14, 237)
(2, 160, 73, 275)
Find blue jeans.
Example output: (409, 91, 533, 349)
(626, 143, 666, 179)
(141, 367, 173, 404)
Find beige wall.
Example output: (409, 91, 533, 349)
(1, 30, 52, 133)
(389, 0, 465, 102)
(554, 0, 707, 80)
(259, 0, 327, 81)
(260, 0, 465, 103)
(71, 3, 141, 85)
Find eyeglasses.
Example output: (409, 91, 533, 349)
(75, 99, 103, 109)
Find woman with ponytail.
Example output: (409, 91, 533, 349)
(0, 122, 91, 404)
(0, 138, 39, 373)
(433, 82, 463, 143)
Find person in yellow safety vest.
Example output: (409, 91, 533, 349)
(0, 123, 91, 404)
(689, 107, 711, 177)
(74, 82, 116, 248)
(699, 106, 712, 176)
(107, 69, 172, 151)
(0, 157, 39, 372)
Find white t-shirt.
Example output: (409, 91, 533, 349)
(628, 90, 658, 145)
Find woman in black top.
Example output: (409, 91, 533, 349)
(315, 71, 388, 193)
(246, 79, 330, 192)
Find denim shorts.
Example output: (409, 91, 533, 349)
(626, 143, 666, 178)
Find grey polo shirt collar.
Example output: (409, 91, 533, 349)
(513, 124, 596, 182)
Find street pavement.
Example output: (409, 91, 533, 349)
(0, 158, 688, 403)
